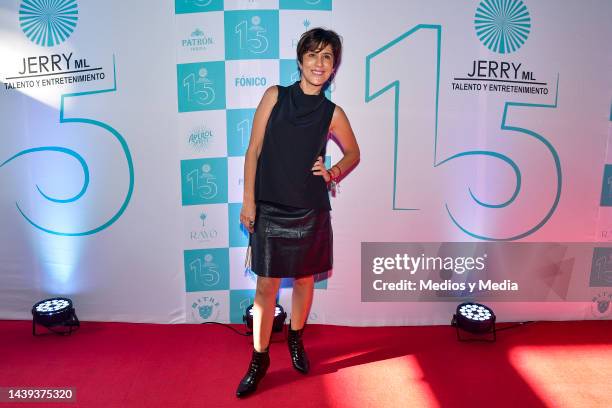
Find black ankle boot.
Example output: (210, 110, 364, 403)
(236, 348, 270, 398)
(288, 323, 309, 374)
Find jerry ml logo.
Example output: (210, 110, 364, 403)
(474, 0, 531, 54)
(20, 0, 78, 47)
(451, 0, 548, 95)
(5, 1, 108, 91)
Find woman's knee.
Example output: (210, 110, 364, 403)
(293, 276, 314, 290)
(256, 277, 280, 298)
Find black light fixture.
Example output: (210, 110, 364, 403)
(243, 303, 287, 333)
(451, 302, 496, 342)
(32, 297, 80, 336)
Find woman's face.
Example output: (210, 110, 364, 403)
(298, 44, 335, 88)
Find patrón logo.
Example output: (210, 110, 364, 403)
(474, 0, 531, 54)
(19, 0, 78, 47)
(182, 28, 214, 52)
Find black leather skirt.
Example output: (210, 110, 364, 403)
(250, 201, 332, 278)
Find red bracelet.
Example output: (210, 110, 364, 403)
(332, 165, 342, 177)
(327, 167, 338, 182)
(327, 167, 340, 196)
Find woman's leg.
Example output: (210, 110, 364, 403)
(252, 276, 281, 351)
(236, 276, 281, 397)
(288, 275, 314, 374)
(291, 275, 314, 329)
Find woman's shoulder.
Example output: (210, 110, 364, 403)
(331, 104, 346, 118)
(262, 84, 297, 102)
(330, 104, 349, 130)
(257, 85, 280, 108)
(263, 85, 280, 98)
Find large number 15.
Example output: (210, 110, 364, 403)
(365, 24, 561, 241)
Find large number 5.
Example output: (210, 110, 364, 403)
(365, 25, 561, 241)
(0, 56, 134, 236)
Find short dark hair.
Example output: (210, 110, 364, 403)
(296, 28, 342, 69)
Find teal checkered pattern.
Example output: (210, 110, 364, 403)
(176, 0, 333, 323)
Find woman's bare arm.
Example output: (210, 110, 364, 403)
(328, 105, 360, 178)
(241, 86, 278, 232)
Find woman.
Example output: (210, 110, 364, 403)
(237, 27, 360, 398)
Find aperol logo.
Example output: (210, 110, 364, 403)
(474, 0, 531, 54)
(19, 0, 79, 47)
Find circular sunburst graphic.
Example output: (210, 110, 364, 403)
(19, 0, 79, 47)
(474, 0, 531, 54)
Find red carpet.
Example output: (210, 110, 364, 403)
(1, 320, 611, 407)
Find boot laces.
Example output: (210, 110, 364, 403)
(246, 353, 266, 379)
(289, 332, 304, 353)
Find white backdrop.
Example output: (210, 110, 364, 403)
(0, 0, 611, 325)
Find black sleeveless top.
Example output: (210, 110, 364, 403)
(255, 81, 336, 210)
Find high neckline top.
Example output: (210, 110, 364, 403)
(255, 82, 336, 210)
(287, 81, 327, 125)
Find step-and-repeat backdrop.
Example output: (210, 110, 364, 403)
(1, 0, 610, 324)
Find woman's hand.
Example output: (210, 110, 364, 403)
(312, 156, 331, 183)
(240, 200, 256, 233)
